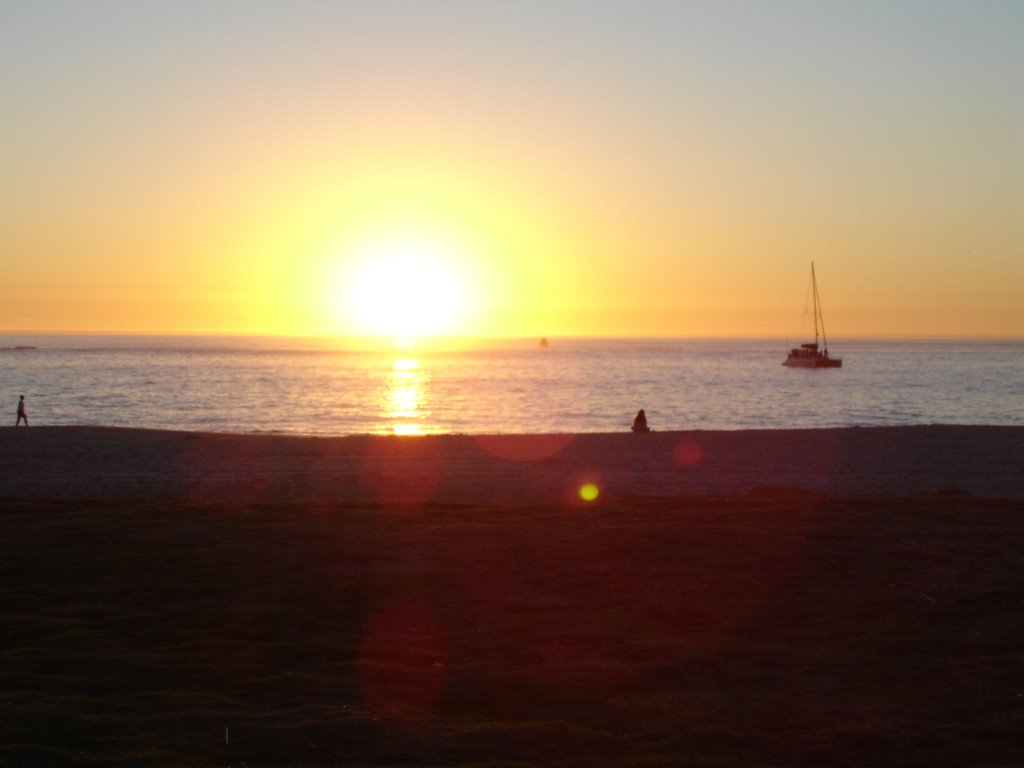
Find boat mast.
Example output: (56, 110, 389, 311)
(812, 261, 828, 354)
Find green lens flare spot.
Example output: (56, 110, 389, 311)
(579, 483, 599, 501)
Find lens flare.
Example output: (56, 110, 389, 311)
(579, 483, 600, 501)
(673, 438, 705, 467)
(474, 433, 574, 462)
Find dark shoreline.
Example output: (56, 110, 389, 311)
(3, 492, 1022, 767)
(2, 424, 1022, 501)
(2, 424, 1022, 765)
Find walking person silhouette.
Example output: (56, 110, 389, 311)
(16, 395, 28, 426)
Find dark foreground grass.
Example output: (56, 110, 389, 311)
(1, 493, 1022, 767)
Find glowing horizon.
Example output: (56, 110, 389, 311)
(2, 3, 1021, 340)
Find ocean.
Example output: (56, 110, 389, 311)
(2, 336, 1021, 435)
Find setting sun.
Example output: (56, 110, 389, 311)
(335, 233, 473, 344)
(2, 3, 1020, 341)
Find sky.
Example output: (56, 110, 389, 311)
(2, 1, 1021, 339)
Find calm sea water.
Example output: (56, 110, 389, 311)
(1, 336, 1021, 435)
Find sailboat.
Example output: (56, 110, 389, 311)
(783, 262, 842, 368)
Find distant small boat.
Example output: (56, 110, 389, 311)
(784, 263, 842, 368)
(539, 337, 549, 348)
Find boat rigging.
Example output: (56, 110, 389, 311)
(783, 262, 842, 368)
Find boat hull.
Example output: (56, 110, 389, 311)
(783, 354, 842, 368)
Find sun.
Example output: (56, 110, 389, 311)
(338, 232, 470, 344)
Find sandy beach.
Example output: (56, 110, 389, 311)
(2, 425, 1022, 502)
(2, 426, 1022, 766)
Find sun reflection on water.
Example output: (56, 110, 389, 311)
(381, 357, 431, 435)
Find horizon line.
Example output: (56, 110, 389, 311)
(2, 330, 1022, 342)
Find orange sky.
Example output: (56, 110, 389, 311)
(2, 2, 1021, 339)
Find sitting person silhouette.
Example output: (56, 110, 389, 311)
(631, 409, 650, 432)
